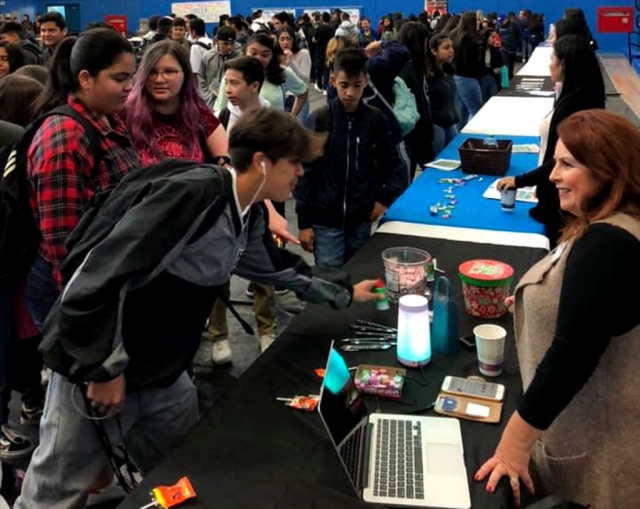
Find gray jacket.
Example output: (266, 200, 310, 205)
(197, 44, 242, 109)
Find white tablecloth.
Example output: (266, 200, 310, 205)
(518, 45, 553, 76)
(377, 222, 550, 250)
(461, 96, 554, 136)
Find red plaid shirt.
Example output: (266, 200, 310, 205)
(28, 97, 141, 289)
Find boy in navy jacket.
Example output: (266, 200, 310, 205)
(296, 48, 408, 269)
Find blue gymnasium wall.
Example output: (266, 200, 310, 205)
(449, 0, 636, 54)
(3, 0, 635, 53)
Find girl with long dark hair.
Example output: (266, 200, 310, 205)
(426, 33, 459, 154)
(397, 21, 434, 178)
(449, 11, 482, 128)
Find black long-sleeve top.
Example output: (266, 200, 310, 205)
(514, 87, 605, 246)
(519, 223, 640, 430)
(427, 64, 459, 129)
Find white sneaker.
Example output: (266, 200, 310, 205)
(314, 83, 322, 92)
(211, 340, 232, 364)
(259, 334, 276, 353)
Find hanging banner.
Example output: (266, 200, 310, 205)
(300, 6, 362, 23)
(425, 0, 448, 14)
(171, 1, 231, 23)
(253, 7, 296, 21)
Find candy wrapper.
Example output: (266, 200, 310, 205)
(140, 477, 196, 509)
(354, 365, 406, 399)
(277, 395, 319, 411)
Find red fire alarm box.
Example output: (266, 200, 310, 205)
(105, 15, 128, 35)
(597, 7, 634, 33)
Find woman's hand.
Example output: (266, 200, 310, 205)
(475, 412, 540, 508)
(352, 279, 386, 302)
(497, 176, 516, 191)
(281, 48, 293, 65)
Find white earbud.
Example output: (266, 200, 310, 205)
(260, 161, 267, 175)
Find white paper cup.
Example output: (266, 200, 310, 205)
(500, 188, 516, 212)
(473, 324, 506, 377)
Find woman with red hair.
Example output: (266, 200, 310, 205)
(477, 109, 640, 508)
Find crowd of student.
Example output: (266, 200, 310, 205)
(0, 5, 638, 509)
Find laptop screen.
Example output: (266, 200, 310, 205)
(318, 344, 368, 447)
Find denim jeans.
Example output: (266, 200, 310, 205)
(313, 222, 372, 270)
(431, 124, 459, 156)
(480, 74, 499, 104)
(454, 76, 483, 130)
(16, 371, 199, 509)
(25, 256, 59, 331)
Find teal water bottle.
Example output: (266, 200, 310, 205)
(501, 65, 509, 88)
(431, 276, 460, 355)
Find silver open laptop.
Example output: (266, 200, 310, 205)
(318, 343, 471, 508)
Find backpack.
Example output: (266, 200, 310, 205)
(369, 77, 420, 137)
(59, 158, 255, 336)
(0, 106, 102, 288)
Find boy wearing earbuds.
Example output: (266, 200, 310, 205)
(17, 108, 383, 508)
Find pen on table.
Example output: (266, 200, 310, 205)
(355, 319, 397, 333)
(341, 337, 395, 342)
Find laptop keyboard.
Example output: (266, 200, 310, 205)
(373, 419, 425, 500)
(339, 422, 365, 485)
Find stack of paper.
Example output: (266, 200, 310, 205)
(512, 144, 540, 154)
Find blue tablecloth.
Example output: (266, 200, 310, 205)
(383, 134, 546, 235)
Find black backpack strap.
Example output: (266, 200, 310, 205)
(47, 105, 104, 174)
(217, 289, 255, 335)
(194, 40, 212, 50)
(218, 108, 231, 130)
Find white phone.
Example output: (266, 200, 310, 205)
(441, 376, 505, 402)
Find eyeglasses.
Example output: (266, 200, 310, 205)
(148, 69, 182, 80)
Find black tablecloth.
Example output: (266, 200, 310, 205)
(498, 76, 555, 98)
(119, 233, 546, 509)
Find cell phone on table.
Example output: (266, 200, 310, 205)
(441, 376, 505, 402)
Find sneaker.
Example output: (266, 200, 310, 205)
(314, 83, 322, 92)
(275, 286, 290, 296)
(322, 90, 327, 96)
(20, 403, 43, 426)
(0, 425, 35, 460)
(211, 340, 232, 365)
(259, 334, 276, 353)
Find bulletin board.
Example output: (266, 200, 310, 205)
(253, 7, 296, 20)
(300, 6, 362, 23)
(171, 1, 231, 23)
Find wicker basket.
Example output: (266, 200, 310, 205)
(458, 139, 513, 176)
